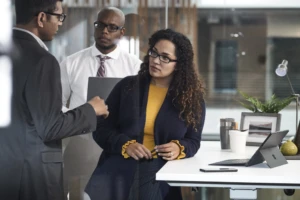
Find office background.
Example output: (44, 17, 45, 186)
(9, 0, 300, 199)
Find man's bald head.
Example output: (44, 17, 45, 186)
(94, 7, 126, 54)
(97, 7, 125, 26)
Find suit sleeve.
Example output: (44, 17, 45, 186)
(25, 55, 97, 142)
(60, 58, 71, 112)
(93, 78, 132, 154)
(177, 100, 206, 158)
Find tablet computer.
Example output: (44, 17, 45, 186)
(87, 77, 122, 101)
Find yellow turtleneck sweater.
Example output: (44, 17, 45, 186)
(122, 83, 186, 159)
(143, 84, 168, 152)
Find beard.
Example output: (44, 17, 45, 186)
(98, 43, 116, 51)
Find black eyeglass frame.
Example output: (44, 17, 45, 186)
(93, 21, 124, 32)
(43, 12, 67, 22)
(148, 49, 178, 63)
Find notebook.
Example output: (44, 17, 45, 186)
(209, 130, 289, 168)
(87, 77, 122, 101)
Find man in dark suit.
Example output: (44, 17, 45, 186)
(0, 0, 109, 200)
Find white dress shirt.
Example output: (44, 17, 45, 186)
(60, 44, 141, 111)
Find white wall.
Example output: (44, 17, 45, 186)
(267, 14, 300, 38)
(0, 0, 12, 127)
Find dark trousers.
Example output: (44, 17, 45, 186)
(128, 159, 182, 200)
(86, 158, 182, 200)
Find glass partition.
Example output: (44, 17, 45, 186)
(44, 1, 300, 139)
(10, 0, 300, 199)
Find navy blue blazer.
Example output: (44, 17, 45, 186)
(86, 75, 205, 200)
(93, 75, 205, 156)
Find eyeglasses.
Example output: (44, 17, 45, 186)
(44, 12, 67, 22)
(148, 49, 177, 63)
(94, 21, 123, 32)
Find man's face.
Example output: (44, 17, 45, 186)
(39, 1, 64, 41)
(94, 10, 125, 53)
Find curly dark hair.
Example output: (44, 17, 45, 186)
(138, 29, 205, 130)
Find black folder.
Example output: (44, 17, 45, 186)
(87, 77, 122, 101)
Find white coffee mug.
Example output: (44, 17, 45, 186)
(229, 130, 249, 154)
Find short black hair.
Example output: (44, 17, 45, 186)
(15, 0, 63, 25)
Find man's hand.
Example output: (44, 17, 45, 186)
(126, 143, 152, 160)
(155, 142, 180, 161)
(87, 96, 109, 118)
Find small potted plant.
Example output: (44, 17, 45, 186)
(238, 91, 298, 153)
(237, 91, 295, 113)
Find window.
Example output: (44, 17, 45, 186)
(214, 40, 237, 92)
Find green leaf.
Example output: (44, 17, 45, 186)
(236, 90, 296, 113)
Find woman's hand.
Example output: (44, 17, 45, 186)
(125, 143, 152, 160)
(155, 142, 180, 161)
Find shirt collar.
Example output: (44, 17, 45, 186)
(13, 27, 49, 51)
(91, 43, 120, 60)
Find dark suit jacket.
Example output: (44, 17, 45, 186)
(0, 30, 97, 200)
(86, 75, 206, 200)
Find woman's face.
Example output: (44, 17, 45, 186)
(148, 39, 177, 80)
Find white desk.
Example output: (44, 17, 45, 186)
(156, 141, 300, 199)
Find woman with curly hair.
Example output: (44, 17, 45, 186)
(85, 29, 206, 200)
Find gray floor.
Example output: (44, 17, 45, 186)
(181, 188, 300, 200)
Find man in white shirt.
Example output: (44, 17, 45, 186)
(60, 7, 142, 200)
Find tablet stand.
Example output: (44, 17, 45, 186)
(259, 147, 288, 168)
